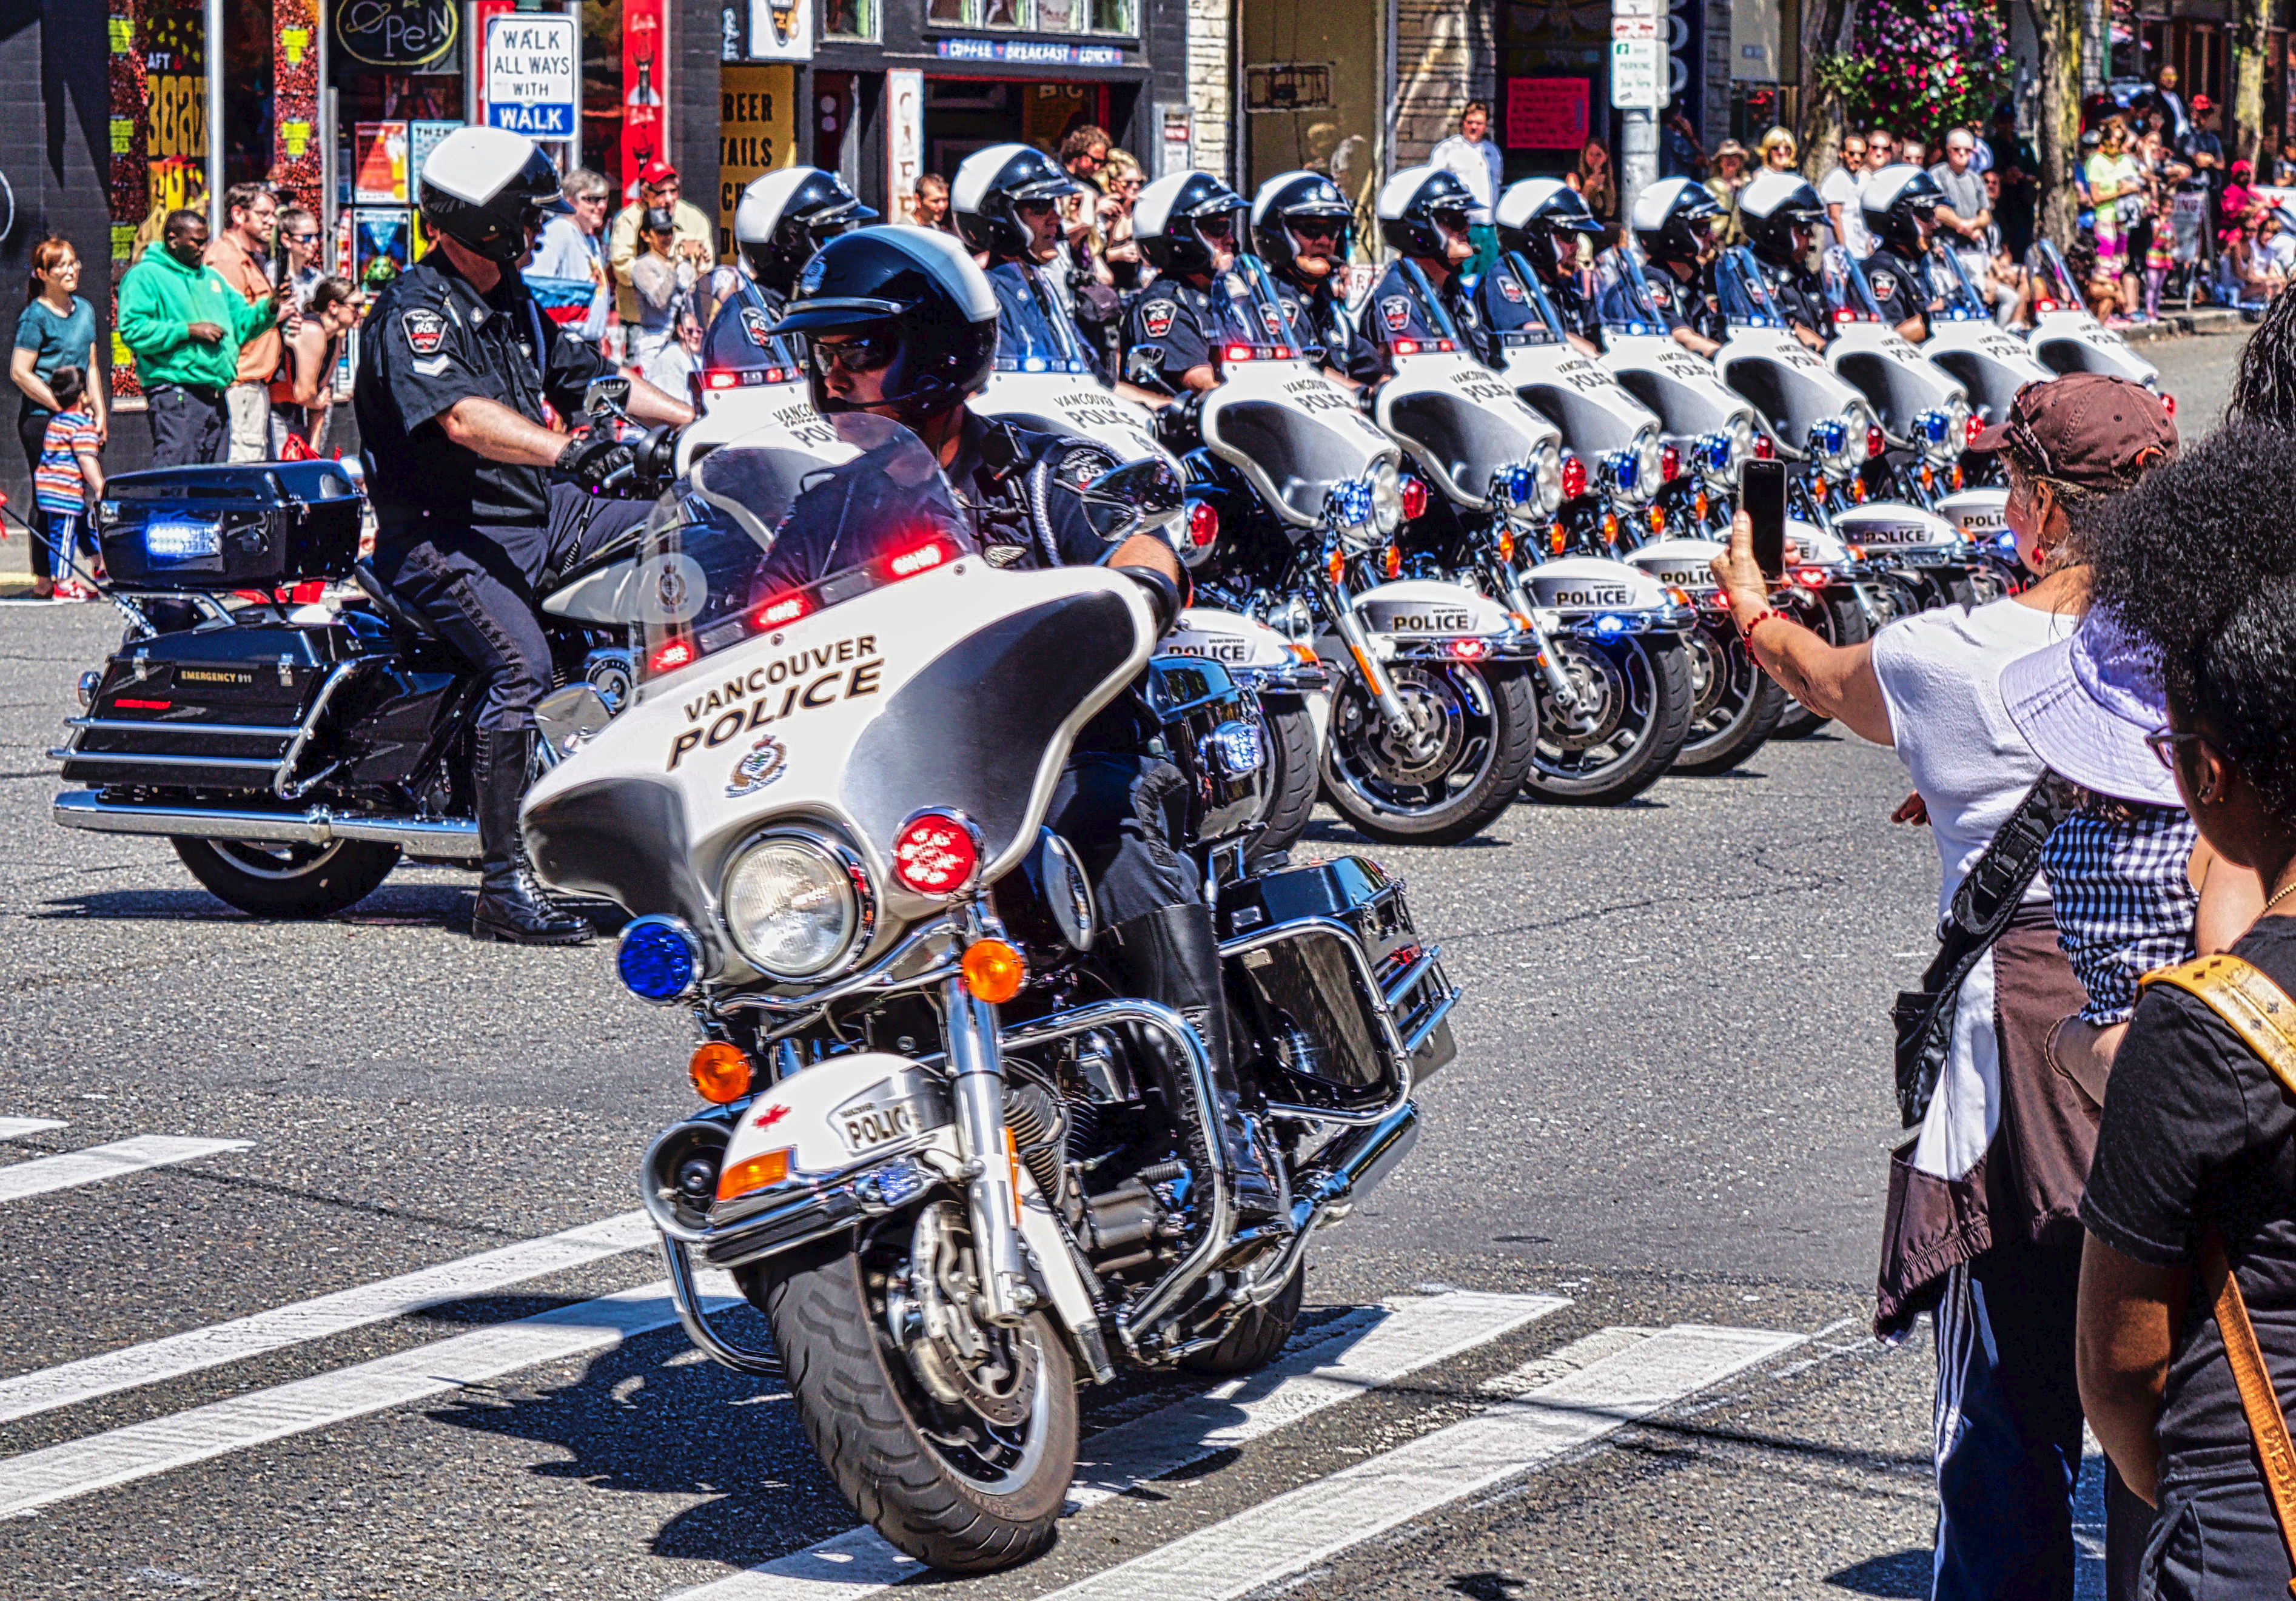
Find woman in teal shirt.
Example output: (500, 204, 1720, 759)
(12, 237, 104, 600)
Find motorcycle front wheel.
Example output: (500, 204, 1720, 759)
(171, 837, 401, 919)
(1671, 619, 1789, 776)
(751, 1205, 1078, 1575)
(1319, 661, 1537, 845)
(1772, 587, 1875, 739)
(1522, 633, 1693, 805)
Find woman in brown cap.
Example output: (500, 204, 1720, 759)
(1710, 372, 2178, 1597)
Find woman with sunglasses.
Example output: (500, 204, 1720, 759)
(1709, 374, 2175, 1597)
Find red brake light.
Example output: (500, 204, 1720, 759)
(1392, 338, 1419, 356)
(1865, 425, 1886, 460)
(1793, 566, 1829, 587)
(891, 811, 979, 897)
(1398, 474, 1429, 522)
(1835, 309, 1856, 323)
(2035, 298, 2057, 312)
(1966, 413, 1986, 447)
(1447, 637, 1488, 659)
(703, 369, 740, 391)
(649, 639, 695, 674)
(1186, 499, 1219, 549)
(2161, 392, 2177, 418)
(1560, 454, 1588, 500)
(885, 539, 951, 578)
(1435, 339, 1454, 352)
(1752, 434, 1776, 460)
(1660, 445, 1680, 482)
(753, 593, 812, 629)
(1224, 343, 1255, 363)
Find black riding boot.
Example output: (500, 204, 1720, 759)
(471, 727, 594, 946)
(1108, 903, 1289, 1226)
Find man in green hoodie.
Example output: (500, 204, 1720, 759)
(119, 209, 289, 466)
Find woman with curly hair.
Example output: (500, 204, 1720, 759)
(2078, 418, 2296, 1597)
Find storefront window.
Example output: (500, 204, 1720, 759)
(981, 0, 1029, 27)
(927, 0, 970, 24)
(1090, 0, 1133, 31)
(824, 0, 878, 39)
(926, 0, 1131, 29)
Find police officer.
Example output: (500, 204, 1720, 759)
(1492, 179, 1605, 354)
(1359, 166, 1488, 370)
(764, 225, 1287, 1223)
(1631, 177, 1728, 357)
(952, 144, 1096, 365)
(1736, 169, 1832, 351)
(700, 166, 874, 376)
(355, 127, 694, 946)
(1124, 170, 1249, 395)
(1860, 165, 1949, 342)
(1250, 170, 1383, 388)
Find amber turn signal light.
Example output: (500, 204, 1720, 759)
(716, 1147, 790, 1202)
(690, 1041, 753, 1104)
(962, 938, 1026, 1004)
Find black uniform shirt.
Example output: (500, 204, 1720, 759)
(1862, 246, 1930, 335)
(1642, 263, 1724, 343)
(1757, 257, 1828, 340)
(355, 249, 610, 576)
(1549, 277, 1602, 344)
(1272, 271, 1385, 384)
(1470, 257, 1552, 346)
(1358, 260, 1487, 371)
(1126, 277, 1221, 391)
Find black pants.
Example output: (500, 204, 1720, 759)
(1046, 750, 1201, 925)
(377, 484, 652, 736)
(15, 407, 52, 584)
(146, 384, 227, 468)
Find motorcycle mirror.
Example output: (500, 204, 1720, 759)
(535, 682, 614, 762)
(1078, 457, 1185, 546)
(1124, 348, 1167, 389)
(583, 377, 633, 420)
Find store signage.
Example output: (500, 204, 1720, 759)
(748, 0, 814, 61)
(1505, 77, 1589, 149)
(933, 38, 1125, 65)
(887, 69, 924, 221)
(484, 14, 578, 138)
(332, 0, 458, 69)
(1610, 37, 1667, 109)
(1246, 64, 1332, 112)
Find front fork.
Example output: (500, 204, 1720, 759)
(942, 973, 1035, 1327)
(1479, 549, 1589, 725)
(1310, 568, 1431, 754)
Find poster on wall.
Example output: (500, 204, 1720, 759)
(355, 123, 411, 204)
(354, 207, 412, 290)
(408, 119, 460, 198)
(273, 0, 321, 213)
(719, 64, 797, 252)
(620, 0, 669, 199)
(748, 0, 814, 62)
(887, 69, 924, 221)
(1505, 77, 1589, 149)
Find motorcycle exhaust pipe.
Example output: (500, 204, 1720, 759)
(52, 791, 482, 859)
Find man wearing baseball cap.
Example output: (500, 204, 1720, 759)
(1711, 372, 2177, 1597)
(606, 158, 716, 332)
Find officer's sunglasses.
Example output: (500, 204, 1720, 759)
(1289, 217, 1344, 243)
(1015, 198, 1061, 220)
(1197, 216, 1236, 240)
(813, 333, 899, 375)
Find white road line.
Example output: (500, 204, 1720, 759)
(0, 1271, 740, 1519)
(671, 1289, 1570, 1601)
(0, 1119, 66, 1141)
(0, 1137, 253, 1205)
(1035, 1322, 1805, 1601)
(0, 1211, 656, 1425)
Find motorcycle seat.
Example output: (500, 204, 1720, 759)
(350, 560, 448, 649)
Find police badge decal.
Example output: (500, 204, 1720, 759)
(1381, 296, 1412, 332)
(727, 733, 790, 797)
(403, 309, 448, 355)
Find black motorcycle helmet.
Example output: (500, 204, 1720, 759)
(950, 143, 1080, 260)
(768, 226, 1000, 426)
(1135, 169, 1249, 277)
(416, 126, 568, 265)
(1861, 164, 1945, 257)
(1494, 178, 1599, 282)
(1250, 170, 1355, 275)
(734, 167, 878, 296)
(1737, 169, 1828, 269)
(1377, 166, 1476, 260)
(1631, 176, 1724, 270)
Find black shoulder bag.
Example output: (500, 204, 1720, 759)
(1890, 777, 2067, 1127)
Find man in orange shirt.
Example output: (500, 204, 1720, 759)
(203, 183, 285, 462)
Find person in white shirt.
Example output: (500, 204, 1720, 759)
(525, 167, 613, 342)
(1429, 101, 1505, 275)
(1821, 131, 1872, 255)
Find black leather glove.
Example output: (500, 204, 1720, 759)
(556, 429, 639, 494)
(1115, 563, 1182, 636)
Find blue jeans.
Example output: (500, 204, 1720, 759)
(1933, 1241, 2087, 1600)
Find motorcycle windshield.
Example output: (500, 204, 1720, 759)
(1818, 246, 1885, 324)
(1714, 247, 1791, 327)
(1921, 242, 1992, 318)
(993, 266, 1098, 375)
(2030, 240, 2085, 311)
(1592, 247, 1666, 335)
(699, 282, 808, 392)
(635, 414, 971, 683)
(1488, 252, 1564, 346)
(1207, 257, 1311, 358)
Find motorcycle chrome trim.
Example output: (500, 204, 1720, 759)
(711, 919, 966, 1019)
(660, 1233, 784, 1376)
(717, 825, 880, 982)
(49, 791, 485, 858)
(943, 975, 1034, 1326)
(1225, 1098, 1423, 1306)
(64, 717, 302, 739)
(49, 748, 278, 771)
(270, 660, 363, 799)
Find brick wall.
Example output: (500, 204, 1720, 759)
(1394, 0, 1494, 169)
(1187, 0, 1231, 181)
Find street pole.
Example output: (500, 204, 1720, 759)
(204, 0, 225, 235)
(1613, 0, 1662, 220)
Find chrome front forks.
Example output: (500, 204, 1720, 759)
(1311, 571, 1435, 756)
(941, 973, 1036, 1327)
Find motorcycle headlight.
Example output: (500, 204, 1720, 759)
(1489, 462, 1542, 526)
(1634, 430, 1663, 503)
(1728, 412, 1754, 465)
(1844, 411, 1872, 468)
(1531, 435, 1563, 519)
(1369, 458, 1403, 535)
(1944, 397, 1970, 455)
(722, 834, 867, 979)
(1324, 478, 1380, 551)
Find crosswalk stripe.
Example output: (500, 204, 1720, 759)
(0, 1271, 741, 1519)
(1033, 1323, 1805, 1601)
(671, 1289, 1571, 1601)
(0, 1119, 66, 1141)
(0, 1211, 656, 1426)
(0, 1137, 253, 1204)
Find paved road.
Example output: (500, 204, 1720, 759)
(0, 328, 2244, 1599)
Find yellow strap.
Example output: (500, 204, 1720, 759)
(2141, 953, 2296, 1100)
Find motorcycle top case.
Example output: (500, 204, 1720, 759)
(96, 462, 361, 592)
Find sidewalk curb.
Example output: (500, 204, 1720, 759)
(2119, 307, 2250, 343)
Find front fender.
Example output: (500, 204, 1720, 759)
(1349, 579, 1517, 638)
(1518, 555, 1671, 613)
(1622, 537, 1725, 592)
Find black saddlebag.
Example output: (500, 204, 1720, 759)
(1217, 854, 1458, 1115)
(58, 622, 362, 793)
(96, 462, 361, 591)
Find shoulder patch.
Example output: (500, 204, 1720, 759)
(1141, 300, 1177, 338)
(739, 307, 775, 346)
(401, 308, 448, 355)
(981, 543, 1031, 568)
(1259, 301, 1283, 337)
(1052, 441, 1120, 494)
(1498, 273, 1525, 303)
(1381, 295, 1413, 332)
(1870, 272, 1898, 303)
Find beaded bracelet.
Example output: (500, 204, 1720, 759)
(1736, 606, 1785, 644)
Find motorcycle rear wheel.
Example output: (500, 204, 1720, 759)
(1249, 697, 1319, 867)
(1319, 662, 1537, 846)
(753, 1215, 1078, 1575)
(1671, 620, 1788, 776)
(1522, 634, 1693, 806)
(170, 837, 401, 919)
(1772, 588, 1873, 739)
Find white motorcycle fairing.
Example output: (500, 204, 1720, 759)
(1922, 313, 2055, 425)
(1373, 350, 1562, 510)
(1497, 341, 1662, 465)
(1517, 554, 1673, 613)
(1712, 324, 1876, 458)
(674, 378, 839, 477)
(972, 369, 1169, 466)
(2030, 307, 2161, 389)
(1825, 321, 1969, 446)
(522, 561, 1157, 982)
(1623, 536, 1727, 594)
(1831, 500, 1964, 557)
(1200, 357, 1397, 528)
(1936, 486, 2010, 539)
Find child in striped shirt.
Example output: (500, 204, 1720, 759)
(33, 366, 102, 600)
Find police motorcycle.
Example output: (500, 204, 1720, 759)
(535, 411, 1458, 1575)
(2024, 237, 2167, 392)
(47, 380, 680, 917)
(1131, 172, 1543, 845)
(1903, 236, 2057, 433)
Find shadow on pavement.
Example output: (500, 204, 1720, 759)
(1824, 1549, 1928, 1596)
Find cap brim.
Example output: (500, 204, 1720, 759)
(1999, 637, 2180, 807)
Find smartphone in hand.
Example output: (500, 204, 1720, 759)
(1742, 458, 1787, 580)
